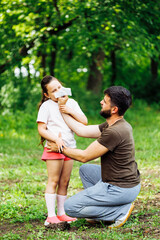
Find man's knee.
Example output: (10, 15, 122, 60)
(79, 164, 89, 176)
(64, 199, 70, 215)
(64, 198, 77, 216)
(64, 198, 70, 210)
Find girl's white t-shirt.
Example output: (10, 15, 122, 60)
(37, 99, 84, 148)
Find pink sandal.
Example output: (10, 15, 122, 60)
(44, 216, 62, 226)
(57, 214, 77, 223)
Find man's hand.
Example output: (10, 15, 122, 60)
(47, 133, 65, 153)
(47, 141, 59, 152)
(55, 137, 65, 153)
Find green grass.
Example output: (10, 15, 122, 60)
(0, 101, 160, 239)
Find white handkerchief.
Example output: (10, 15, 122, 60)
(54, 87, 72, 98)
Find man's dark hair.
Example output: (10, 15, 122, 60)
(104, 86, 132, 116)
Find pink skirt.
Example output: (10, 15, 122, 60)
(41, 147, 71, 161)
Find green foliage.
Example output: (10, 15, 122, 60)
(0, 110, 37, 131)
(0, 0, 160, 113)
(0, 82, 20, 113)
(113, 51, 160, 102)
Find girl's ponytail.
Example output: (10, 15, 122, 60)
(38, 75, 57, 146)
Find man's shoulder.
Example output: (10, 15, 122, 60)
(112, 118, 132, 129)
(99, 122, 109, 132)
(110, 119, 133, 140)
(102, 119, 132, 138)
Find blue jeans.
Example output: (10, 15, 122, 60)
(64, 164, 141, 221)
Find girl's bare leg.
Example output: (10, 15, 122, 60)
(44, 159, 64, 225)
(57, 160, 77, 222)
(57, 160, 73, 195)
(46, 159, 64, 194)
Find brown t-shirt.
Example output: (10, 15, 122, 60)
(98, 119, 140, 188)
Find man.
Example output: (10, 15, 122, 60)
(47, 86, 141, 229)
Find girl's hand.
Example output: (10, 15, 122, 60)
(59, 105, 73, 115)
(58, 95, 68, 105)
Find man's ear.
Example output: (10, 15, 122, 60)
(112, 106, 118, 114)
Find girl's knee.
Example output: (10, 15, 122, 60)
(59, 177, 70, 189)
(48, 178, 59, 189)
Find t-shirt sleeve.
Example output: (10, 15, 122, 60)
(99, 122, 108, 132)
(97, 128, 121, 151)
(37, 104, 49, 124)
(68, 99, 84, 115)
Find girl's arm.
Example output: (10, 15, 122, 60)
(38, 122, 64, 151)
(59, 105, 88, 125)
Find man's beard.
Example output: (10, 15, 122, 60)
(100, 109, 112, 119)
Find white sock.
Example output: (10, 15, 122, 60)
(57, 194, 67, 216)
(45, 193, 56, 217)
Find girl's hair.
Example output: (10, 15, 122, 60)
(38, 75, 61, 146)
(38, 75, 60, 108)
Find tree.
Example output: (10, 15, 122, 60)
(0, 0, 160, 112)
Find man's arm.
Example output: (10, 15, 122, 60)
(47, 140, 108, 163)
(38, 122, 64, 152)
(58, 95, 88, 125)
(59, 104, 88, 125)
(61, 113, 101, 138)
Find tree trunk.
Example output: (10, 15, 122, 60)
(49, 49, 56, 76)
(87, 49, 105, 94)
(41, 53, 46, 76)
(0, 61, 10, 74)
(151, 57, 158, 82)
(27, 64, 31, 84)
(110, 50, 116, 86)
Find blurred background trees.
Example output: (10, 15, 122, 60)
(0, 0, 160, 117)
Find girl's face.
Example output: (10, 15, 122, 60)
(44, 79, 62, 102)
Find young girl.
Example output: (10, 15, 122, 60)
(37, 75, 87, 227)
